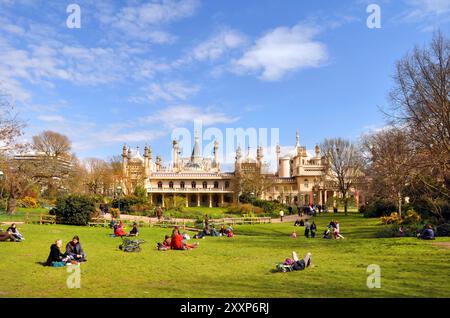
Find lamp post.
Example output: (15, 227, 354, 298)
(250, 192, 255, 216)
(116, 186, 122, 212)
(0, 170, 4, 213)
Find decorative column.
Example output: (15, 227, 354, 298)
(185, 195, 189, 208)
(162, 193, 165, 208)
(197, 194, 201, 207)
(221, 193, 224, 206)
(149, 193, 153, 205)
(319, 190, 323, 205)
(309, 191, 313, 206)
(209, 193, 212, 208)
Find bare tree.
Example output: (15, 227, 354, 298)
(32, 130, 72, 159)
(362, 127, 415, 216)
(84, 158, 113, 195)
(389, 31, 450, 201)
(321, 138, 364, 215)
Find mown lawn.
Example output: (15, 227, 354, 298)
(0, 213, 449, 298)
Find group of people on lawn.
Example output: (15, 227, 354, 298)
(157, 226, 200, 251)
(292, 219, 344, 240)
(46, 236, 87, 267)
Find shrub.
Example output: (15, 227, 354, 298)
(53, 195, 97, 226)
(436, 223, 450, 237)
(364, 200, 397, 218)
(17, 196, 39, 208)
(110, 208, 120, 218)
(381, 210, 422, 225)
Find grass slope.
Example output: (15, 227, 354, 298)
(0, 213, 449, 298)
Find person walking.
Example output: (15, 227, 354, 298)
(279, 210, 284, 222)
(304, 220, 311, 238)
(156, 206, 163, 222)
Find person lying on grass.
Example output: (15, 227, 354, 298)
(46, 239, 71, 267)
(171, 228, 199, 250)
(114, 221, 127, 237)
(0, 230, 16, 242)
(6, 223, 25, 241)
(276, 252, 313, 272)
(65, 236, 87, 263)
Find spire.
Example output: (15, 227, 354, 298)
(191, 130, 201, 163)
(295, 129, 300, 148)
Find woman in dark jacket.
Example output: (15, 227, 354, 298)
(46, 239, 69, 266)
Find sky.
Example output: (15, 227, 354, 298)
(0, 0, 449, 171)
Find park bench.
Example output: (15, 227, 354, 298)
(26, 214, 56, 225)
(88, 217, 108, 227)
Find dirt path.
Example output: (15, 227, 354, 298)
(432, 242, 450, 249)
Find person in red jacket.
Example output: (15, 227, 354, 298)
(171, 228, 199, 250)
(114, 221, 127, 237)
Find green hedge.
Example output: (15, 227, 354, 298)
(52, 195, 97, 226)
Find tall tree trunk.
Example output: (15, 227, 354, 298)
(398, 191, 402, 218)
(6, 196, 16, 215)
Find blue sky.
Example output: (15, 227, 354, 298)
(0, 0, 449, 170)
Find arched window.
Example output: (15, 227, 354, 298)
(180, 181, 185, 189)
(214, 181, 219, 189)
(225, 181, 230, 189)
(203, 181, 208, 189)
(157, 181, 163, 189)
(169, 181, 174, 189)
(192, 181, 197, 189)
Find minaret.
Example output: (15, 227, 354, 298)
(144, 145, 150, 177)
(276, 144, 281, 175)
(213, 140, 220, 169)
(173, 140, 180, 170)
(235, 144, 242, 171)
(122, 144, 128, 176)
(257, 146, 264, 169)
(315, 144, 321, 159)
(295, 129, 300, 148)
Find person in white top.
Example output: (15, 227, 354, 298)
(279, 210, 284, 222)
(334, 221, 345, 240)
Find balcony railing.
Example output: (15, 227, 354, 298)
(147, 187, 233, 193)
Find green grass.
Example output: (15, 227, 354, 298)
(1, 213, 449, 298)
(0, 207, 49, 222)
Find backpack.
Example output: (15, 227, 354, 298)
(276, 263, 293, 272)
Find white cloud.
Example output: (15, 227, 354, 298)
(133, 81, 200, 102)
(142, 105, 240, 128)
(37, 115, 65, 123)
(191, 28, 248, 61)
(404, 0, 450, 18)
(233, 24, 328, 81)
(108, 0, 199, 44)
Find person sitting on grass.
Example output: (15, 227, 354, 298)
(418, 224, 435, 240)
(171, 228, 199, 250)
(129, 223, 139, 237)
(46, 239, 71, 267)
(323, 228, 332, 239)
(114, 221, 127, 237)
(294, 219, 302, 227)
(157, 235, 172, 251)
(210, 225, 219, 237)
(291, 231, 297, 239)
(109, 217, 117, 230)
(6, 223, 25, 241)
(219, 225, 227, 236)
(333, 221, 345, 240)
(65, 236, 87, 263)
